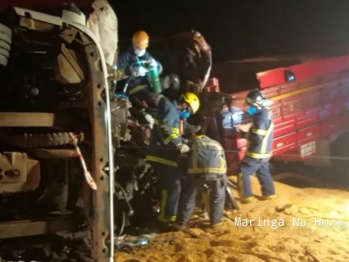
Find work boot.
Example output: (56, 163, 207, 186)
(240, 196, 255, 204)
(261, 194, 278, 201)
(173, 223, 187, 231)
(156, 220, 175, 232)
(156, 215, 176, 231)
(157, 215, 176, 223)
(211, 220, 224, 228)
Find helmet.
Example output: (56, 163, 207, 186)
(132, 31, 149, 49)
(180, 92, 200, 114)
(245, 89, 267, 106)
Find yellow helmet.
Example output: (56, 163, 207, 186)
(180, 92, 200, 114)
(132, 30, 149, 49)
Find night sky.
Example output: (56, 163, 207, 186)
(2, 0, 349, 61)
(112, 0, 349, 61)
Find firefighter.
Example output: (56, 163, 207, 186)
(174, 134, 227, 230)
(236, 89, 277, 203)
(146, 93, 200, 224)
(117, 30, 163, 107)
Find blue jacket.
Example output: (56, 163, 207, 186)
(187, 135, 227, 176)
(146, 97, 183, 166)
(117, 47, 163, 94)
(245, 107, 274, 159)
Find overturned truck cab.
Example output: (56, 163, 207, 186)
(0, 4, 116, 262)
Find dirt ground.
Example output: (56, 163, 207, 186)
(116, 174, 349, 262)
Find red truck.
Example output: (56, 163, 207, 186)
(203, 55, 349, 175)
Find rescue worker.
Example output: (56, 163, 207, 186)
(236, 89, 277, 203)
(146, 93, 200, 224)
(174, 134, 227, 230)
(117, 30, 163, 107)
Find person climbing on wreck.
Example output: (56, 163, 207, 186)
(117, 30, 165, 107)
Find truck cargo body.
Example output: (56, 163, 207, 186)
(205, 55, 349, 174)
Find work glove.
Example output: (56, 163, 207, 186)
(176, 143, 190, 153)
(130, 66, 147, 77)
(144, 113, 154, 129)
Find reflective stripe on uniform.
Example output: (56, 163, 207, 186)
(247, 122, 274, 159)
(245, 151, 271, 159)
(154, 119, 179, 134)
(146, 155, 178, 167)
(157, 190, 176, 222)
(252, 128, 267, 135)
(158, 190, 167, 220)
(165, 134, 179, 144)
(153, 119, 179, 144)
(188, 141, 226, 174)
(128, 84, 148, 95)
(261, 123, 274, 153)
(187, 167, 226, 174)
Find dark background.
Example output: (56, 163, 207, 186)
(2, 0, 349, 61)
(112, 0, 349, 61)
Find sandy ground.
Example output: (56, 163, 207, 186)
(116, 174, 349, 262)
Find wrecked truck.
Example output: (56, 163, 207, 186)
(0, 1, 213, 261)
(0, 3, 118, 262)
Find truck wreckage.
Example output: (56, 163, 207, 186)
(0, 2, 214, 261)
(1, 1, 349, 262)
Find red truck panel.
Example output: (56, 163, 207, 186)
(296, 107, 320, 129)
(269, 101, 283, 124)
(257, 55, 349, 89)
(282, 95, 304, 122)
(279, 82, 299, 95)
(273, 119, 295, 138)
(296, 124, 321, 146)
(302, 91, 322, 111)
(273, 132, 297, 155)
(274, 142, 316, 162)
(260, 86, 279, 98)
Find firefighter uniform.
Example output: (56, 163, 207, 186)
(117, 47, 163, 106)
(145, 97, 184, 222)
(238, 106, 276, 203)
(175, 135, 227, 227)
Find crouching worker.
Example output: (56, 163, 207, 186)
(174, 134, 228, 230)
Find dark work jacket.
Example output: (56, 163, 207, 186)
(117, 47, 162, 94)
(245, 107, 274, 159)
(146, 97, 182, 166)
(187, 135, 227, 176)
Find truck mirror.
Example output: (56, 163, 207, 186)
(285, 70, 295, 82)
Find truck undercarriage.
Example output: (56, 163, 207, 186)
(0, 6, 115, 261)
